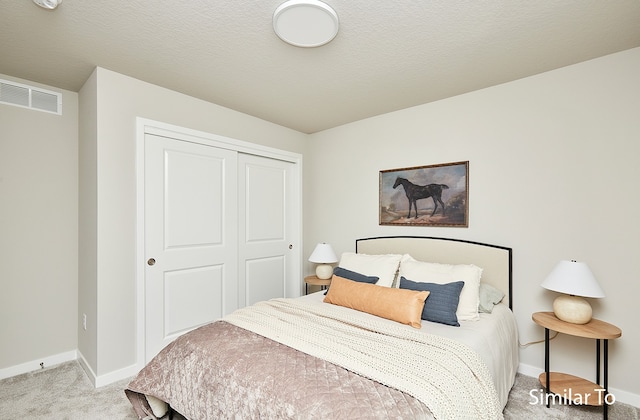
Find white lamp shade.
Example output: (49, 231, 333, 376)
(308, 243, 337, 263)
(309, 243, 337, 280)
(541, 260, 605, 298)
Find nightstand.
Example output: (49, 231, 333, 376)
(532, 311, 622, 419)
(304, 275, 331, 295)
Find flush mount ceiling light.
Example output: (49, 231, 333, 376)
(33, 0, 62, 10)
(273, 0, 339, 48)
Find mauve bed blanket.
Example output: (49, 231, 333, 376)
(125, 321, 434, 419)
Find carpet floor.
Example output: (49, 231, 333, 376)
(0, 360, 638, 419)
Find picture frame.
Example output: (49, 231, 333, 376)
(379, 161, 469, 227)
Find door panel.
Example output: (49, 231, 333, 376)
(165, 151, 224, 247)
(245, 256, 285, 305)
(164, 265, 224, 336)
(145, 134, 237, 362)
(238, 154, 295, 307)
(245, 163, 285, 242)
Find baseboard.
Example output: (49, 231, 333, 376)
(518, 362, 640, 408)
(76, 351, 97, 385)
(77, 350, 140, 388)
(517, 362, 542, 379)
(0, 350, 77, 380)
(96, 363, 139, 387)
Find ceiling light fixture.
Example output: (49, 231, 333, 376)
(33, 0, 62, 10)
(273, 0, 339, 48)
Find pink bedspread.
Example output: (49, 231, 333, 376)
(126, 321, 434, 419)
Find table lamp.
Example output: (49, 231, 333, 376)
(541, 260, 605, 324)
(308, 243, 337, 279)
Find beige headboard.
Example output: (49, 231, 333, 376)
(356, 236, 512, 309)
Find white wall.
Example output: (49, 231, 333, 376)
(306, 48, 640, 403)
(78, 68, 308, 381)
(0, 74, 78, 373)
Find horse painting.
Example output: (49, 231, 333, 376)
(393, 177, 449, 219)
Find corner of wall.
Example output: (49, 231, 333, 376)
(77, 68, 99, 374)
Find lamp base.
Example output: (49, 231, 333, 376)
(553, 294, 592, 324)
(315, 264, 333, 280)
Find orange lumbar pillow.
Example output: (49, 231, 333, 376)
(323, 274, 429, 328)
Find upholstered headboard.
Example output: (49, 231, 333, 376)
(355, 236, 512, 309)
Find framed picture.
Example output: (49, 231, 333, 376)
(379, 161, 469, 227)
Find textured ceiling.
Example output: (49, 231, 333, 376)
(2, 1, 640, 133)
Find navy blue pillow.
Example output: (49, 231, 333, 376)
(399, 277, 464, 326)
(324, 267, 379, 295)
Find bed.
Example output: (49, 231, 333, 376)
(126, 236, 518, 420)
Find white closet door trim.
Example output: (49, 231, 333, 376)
(141, 119, 300, 163)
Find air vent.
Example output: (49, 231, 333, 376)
(0, 79, 62, 115)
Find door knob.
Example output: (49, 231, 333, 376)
(147, 258, 156, 266)
(289, 244, 293, 249)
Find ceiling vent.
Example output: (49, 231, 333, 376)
(0, 79, 62, 115)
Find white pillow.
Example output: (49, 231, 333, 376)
(399, 257, 482, 321)
(338, 252, 402, 288)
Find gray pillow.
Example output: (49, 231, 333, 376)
(323, 267, 379, 295)
(478, 283, 505, 313)
(399, 277, 464, 326)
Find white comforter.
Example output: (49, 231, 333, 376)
(421, 302, 519, 407)
(299, 291, 519, 408)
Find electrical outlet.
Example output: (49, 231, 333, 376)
(82, 313, 87, 330)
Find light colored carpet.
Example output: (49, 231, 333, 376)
(1, 360, 638, 419)
(503, 373, 639, 420)
(0, 361, 137, 420)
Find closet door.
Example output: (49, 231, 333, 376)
(144, 134, 238, 362)
(238, 154, 298, 307)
